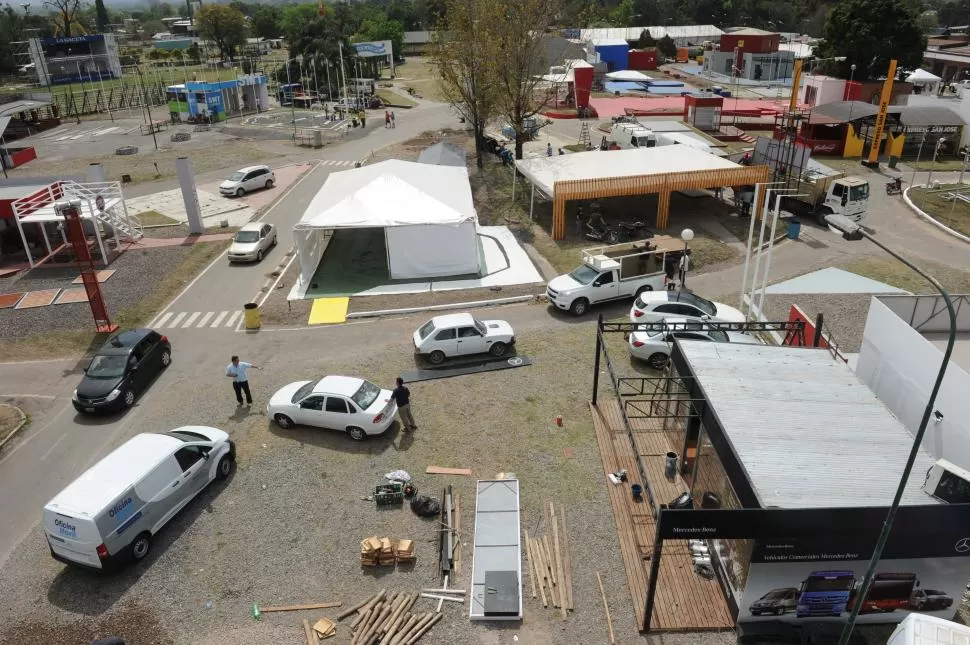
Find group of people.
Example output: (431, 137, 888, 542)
(224, 357, 417, 432)
(384, 110, 397, 128)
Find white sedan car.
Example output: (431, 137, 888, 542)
(220, 165, 276, 197)
(628, 318, 762, 369)
(629, 290, 745, 324)
(228, 222, 278, 263)
(267, 376, 397, 440)
(413, 313, 516, 364)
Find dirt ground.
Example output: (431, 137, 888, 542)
(391, 57, 448, 103)
(0, 404, 23, 439)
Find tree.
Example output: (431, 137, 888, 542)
(280, 4, 320, 44)
(431, 0, 501, 168)
(636, 29, 656, 49)
(492, 0, 561, 159)
(657, 35, 677, 60)
(816, 0, 926, 81)
(355, 16, 405, 64)
(609, 0, 636, 26)
(45, 0, 85, 37)
(196, 4, 248, 60)
(94, 0, 109, 32)
(251, 5, 282, 40)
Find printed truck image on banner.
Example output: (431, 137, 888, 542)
(354, 40, 392, 58)
(741, 559, 963, 624)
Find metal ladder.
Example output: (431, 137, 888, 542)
(578, 122, 591, 148)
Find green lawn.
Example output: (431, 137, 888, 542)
(839, 256, 970, 294)
(907, 184, 970, 236)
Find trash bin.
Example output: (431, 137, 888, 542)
(631, 484, 643, 502)
(664, 451, 678, 481)
(787, 218, 801, 240)
(243, 302, 260, 330)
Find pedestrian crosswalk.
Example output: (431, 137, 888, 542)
(320, 159, 358, 167)
(37, 125, 123, 142)
(154, 310, 243, 330)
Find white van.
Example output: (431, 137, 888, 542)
(44, 427, 235, 571)
(887, 614, 970, 645)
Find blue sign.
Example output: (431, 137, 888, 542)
(43, 34, 105, 46)
(354, 42, 388, 56)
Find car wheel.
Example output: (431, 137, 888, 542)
(429, 350, 446, 365)
(130, 532, 151, 561)
(347, 426, 366, 441)
(489, 342, 508, 357)
(815, 206, 833, 226)
(274, 414, 294, 429)
(647, 353, 669, 370)
(917, 602, 925, 610)
(122, 389, 135, 407)
(236, 187, 245, 197)
(271, 235, 278, 247)
(265, 179, 274, 189)
(216, 454, 233, 480)
(774, 608, 783, 616)
(160, 350, 171, 367)
(256, 250, 263, 262)
(569, 298, 589, 316)
(636, 286, 653, 298)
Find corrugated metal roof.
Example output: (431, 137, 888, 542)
(679, 342, 940, 509)
(897, 105, 966, 126)
(811, 101, 879, 122)
(580, 25, 723, 43)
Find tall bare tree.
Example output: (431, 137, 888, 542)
(431, 0, 501, 169)
(46, 0, 85, 37)
(492, 0, 560, 159)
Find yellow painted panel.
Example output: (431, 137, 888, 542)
(844, 124, 865, 158)
(888, 132, 906, 157)
(309, 297, 350, 325)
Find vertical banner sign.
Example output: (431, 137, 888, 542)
(866, 59, 897, 167)
(788, 59, 803, 113)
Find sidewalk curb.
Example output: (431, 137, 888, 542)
(903, 184, 970, 245)
(0, 404, 29, 453)
(346, 294, 541, 319)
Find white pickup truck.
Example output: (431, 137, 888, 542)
(546, 238, 684, 316)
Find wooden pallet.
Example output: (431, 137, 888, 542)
(589, 400, 734, 632)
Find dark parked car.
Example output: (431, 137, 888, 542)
(910, 588, 953, 611)
(73, 329, 171, 414)
(750, 587, 799, 616)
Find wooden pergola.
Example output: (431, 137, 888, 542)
(549, 165, 771, 239)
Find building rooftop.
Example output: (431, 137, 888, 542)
(726, 28, 779, 37)
(677, 341, 940, 509)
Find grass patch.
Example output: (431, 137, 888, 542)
(908, 184, 970, 236)
(392, 57, 447, 103)
(135, 210, 179, 227)
(0, 240, 230, 361)
(375, 89, 417, 108)
(839, 256, 970, 293)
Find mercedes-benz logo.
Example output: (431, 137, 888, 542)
(955, 537, 970, 553)
(507, 357, 523, 366)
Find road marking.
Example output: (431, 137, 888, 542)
(40, 434, 68, 461)
(69, 134, 85, 140)
(0, 393, 57, 399)
(226, 311, 242, 327)
(197, 311, 214, 327)
(169, 312, 187, 328)
(257, 250, 297, 306)
(182, 312, 201, 328)
(211, 311, 229, 327)
(155, 311, 174, 328)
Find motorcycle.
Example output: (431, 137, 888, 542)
(584, 210, 655, 245)
(886, 178, 903, 196)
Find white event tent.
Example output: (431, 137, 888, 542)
(293, 159, 480, 286)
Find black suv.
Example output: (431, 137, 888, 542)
(73, 329, 171, 414)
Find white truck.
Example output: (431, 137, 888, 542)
(610, 120, 658, 149)
(778, 159, 870, 225)
(546, 237, 685, 316)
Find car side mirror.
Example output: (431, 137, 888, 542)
(202, 451, 210, 461)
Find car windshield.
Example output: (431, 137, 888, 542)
(418, 320, 436, 340)
(291, 379, 320, 403)
(228, 171, 245, 181)
(234, 230, 260, 243)
(352, 380, 381, 410)
(850, 183, 869, 201)
(763, 589, 792, 601)
(674, 291, 717, 316)
(86, 354, 128, 379)
(568, 264, 599, 284)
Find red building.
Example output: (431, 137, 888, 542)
(628, 49, 658, 71)
(719, 28, 781, 55)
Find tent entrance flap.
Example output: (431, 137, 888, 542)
(385, 222, 480, 279)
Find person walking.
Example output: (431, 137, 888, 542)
(226, 355, 260, 406)
(390, 111, 396, 128)
(546, 142, 553, 157)
(389, 377, 416, 432)
(678, 250, 692, 288)
(385, 110, 391, 128)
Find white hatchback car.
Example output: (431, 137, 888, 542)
(629, 290, 745, 324)
(628, 318, 762, 368)
(413, 313, 516, 364)
(228, 222, 278, 263)
(267, 375, 397, 440)
(220, 165, 276, 197)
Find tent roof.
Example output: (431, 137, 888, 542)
(515, 147, 739, 196)
(906, 68, 942, 83)
(605, 70, 651, 82)
(417, 142, 467, 168)
(296, 160, 476, 229)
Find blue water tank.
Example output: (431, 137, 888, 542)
(787, 219, 801, 240)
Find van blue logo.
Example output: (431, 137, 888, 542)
(355, 43, 387, 55)
(55, 518, 77, 539)
(109, 497, 134, 522)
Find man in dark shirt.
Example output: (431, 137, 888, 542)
(390, 377, 416, 433)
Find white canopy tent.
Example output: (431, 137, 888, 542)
(604, 70, 652, 82)
(293, 160, 480, 287)
(906, 68, 943, 93)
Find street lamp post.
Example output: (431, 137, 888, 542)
(285, 57, 299, 139)
(847, 64, 857, 122)
(823, 214, 957, 645)
(911, 127, 933, 190)
(679, 228, 694, 289)
(926, 136, 946, 199)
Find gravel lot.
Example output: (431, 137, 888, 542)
(0, 302, 739, 645)
(760, 293, 883, 354)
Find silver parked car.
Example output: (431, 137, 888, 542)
(220, 165, 276, 197)
(228, 222, 277, 263)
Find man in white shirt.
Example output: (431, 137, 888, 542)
(678, 251, 692, 288)
(226, 355, 259, 406)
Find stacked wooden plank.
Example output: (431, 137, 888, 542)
(360, 537, 414, 567)
(339, 589, 443, 645)
(524, 501, 574, 619)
